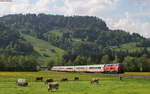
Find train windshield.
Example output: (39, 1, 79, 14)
(105, 64, 119, 67)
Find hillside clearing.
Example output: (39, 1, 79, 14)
(22, 34, 64, 64)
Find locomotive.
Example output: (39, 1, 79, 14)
(51, 63, 124, 73)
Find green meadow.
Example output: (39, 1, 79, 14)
(0, 72, 149, 94)
(22, 34, 64, 64)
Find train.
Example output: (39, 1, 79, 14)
(51, 63, 124, 73)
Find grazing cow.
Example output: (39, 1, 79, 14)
(60, 77, 68, 82)
(45, 78, 54, 84)
(16, 79, 28, 86)
(90, 78, 99, 84)
(48, 82, 59, 91)
(73, 77, 79, 81)
(36, 77, 43, 81)
(119, 76, 123, 81)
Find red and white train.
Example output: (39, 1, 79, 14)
(51, 64, 124, 73)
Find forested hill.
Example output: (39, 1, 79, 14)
(0, 14, 150, 72)
(0, 14, 108, 31)
(0, 14, 146, 48)
(0, 22, 34, 55)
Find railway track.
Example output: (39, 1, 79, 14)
(101, 73, 150, 78)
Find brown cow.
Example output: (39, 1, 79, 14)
(35, 77, 43, 81)
(60, 77, 68, 82)
(73, 77, 79, 81)
(45, 78, 54, 84)
(48, 82, 59, 91)
(90, 78, 99, 84)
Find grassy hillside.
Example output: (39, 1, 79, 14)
(108, 42, 150, 52)
(0, 72, 149, 94)
(22, 34, 65, 65)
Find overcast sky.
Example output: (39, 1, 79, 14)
(0, 0, 150, 38)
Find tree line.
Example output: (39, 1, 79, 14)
(0, 54, 38, 71)
(47, 48, 150, 72)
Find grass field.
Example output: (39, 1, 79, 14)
(0, 72, 149, 94)
(22, 34, 64, 64)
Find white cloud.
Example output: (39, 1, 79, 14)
(10, 0, 53, 14)
(10, 0, 30, 14)
(106, 13, 150, 38)
(0, 0, 56, 15)
(55, 0, 119, 16)
(30, 0, 51, 13)
(0, 2, 11, 16)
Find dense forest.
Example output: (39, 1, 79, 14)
(0, 14, 150, 72)
(0, 22, 38, 71)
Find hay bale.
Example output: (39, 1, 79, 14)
(16, 79, 28, 86)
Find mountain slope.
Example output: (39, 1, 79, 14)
(22, 34, 64, 64)
(0, 22, 34, 55)
(0, 14, 148, 56)
(0, 14, 150, 66)
(0, 14, 145, 47)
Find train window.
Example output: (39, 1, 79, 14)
(108, 65, 113, 67)
(76, 67, 85, 69)
(106, 65, 110, 67)
(89, 67, 101, 69)
(66, 68, 73, 69)
(89, 67, 95, 69)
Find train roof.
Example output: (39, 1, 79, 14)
(52, 64, 105, 68)
(52, 63, 122, 68)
